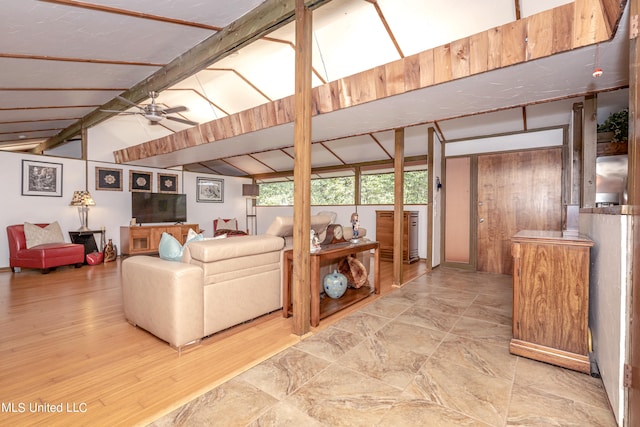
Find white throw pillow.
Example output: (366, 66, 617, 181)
(24, 222, 65, 249)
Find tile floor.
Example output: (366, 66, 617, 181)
(151, 268, 617, 427)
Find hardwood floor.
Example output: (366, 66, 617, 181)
(0, 257, 426, 426)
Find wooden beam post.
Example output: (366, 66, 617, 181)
(570, 102, 584, 206)
(393, 128, 405, 287)
(582, 95, 597, 208)
(626, 1, 640, 423)
(427, 127, 434, 271)
(292, 0, 313, 336)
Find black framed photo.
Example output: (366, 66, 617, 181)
(196, 177, 224, 203)
(158, 173, 178, 194)
(95, 167, 123, 191)
(129, 170, 152, 192)
(21, 159, 63, 197)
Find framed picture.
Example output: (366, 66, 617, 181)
(21, 160, 63, 197)
(158, 173, 178, 194)
(129, 170, 152, 192)
(95, 167, 123, 191)
(196, 177, 224, 203)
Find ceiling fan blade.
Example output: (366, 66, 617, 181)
(166, 116, 198, 126)
(100, 109, 140, 115)
(163, 106, 187, 114)
(116, 95, 141, 108)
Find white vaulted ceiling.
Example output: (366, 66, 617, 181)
(0, 0, 630, 178)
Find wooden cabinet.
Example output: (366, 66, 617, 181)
(120, 224, 200, 255)
(510, 230, 594, 374)
(375, 210, 419, 264)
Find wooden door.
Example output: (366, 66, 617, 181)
(477, 148, 562, 274)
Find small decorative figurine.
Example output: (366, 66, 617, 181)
(350, 212, 360, 241)
(103, 238, 117, 263)
(310, 229, 321, 252)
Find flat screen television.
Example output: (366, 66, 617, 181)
(131, 193, 187, 224)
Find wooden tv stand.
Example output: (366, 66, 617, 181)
(120, 224, 200, 256)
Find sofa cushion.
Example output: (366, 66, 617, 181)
(265, 214, 331, 237)
(185, 234, 284, 263)
(24, 221, 64, 249)
(316, 211, 337, 224)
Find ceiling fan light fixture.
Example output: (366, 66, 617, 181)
(145, 114, 163, 122)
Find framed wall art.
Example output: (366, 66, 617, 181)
(129, 170, 152, 192)
(196, 177, 224, 203)
(21, 159, 63, 197)
(158, 173, 178, 194)
(95, 167, 123, 191)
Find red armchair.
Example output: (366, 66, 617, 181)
(7, 224, 85, 274)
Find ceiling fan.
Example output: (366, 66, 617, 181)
(102, 91, 198, 126)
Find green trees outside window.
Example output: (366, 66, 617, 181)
(361, 170, 427, 204)
(258, 169, 427, 206)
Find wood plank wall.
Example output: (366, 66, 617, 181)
(113, 0, 619, 164)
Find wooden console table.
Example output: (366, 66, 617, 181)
(282, 240, 380, 327)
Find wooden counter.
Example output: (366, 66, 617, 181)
(510, 230, 594, 374)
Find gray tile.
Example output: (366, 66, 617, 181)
(237, 347, 330, 400)
(405, 356, 512, 426)
(294, 326, 363, 362)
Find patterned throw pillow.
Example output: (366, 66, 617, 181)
(215, 218, 237, 231)
(24, 222, 65, 249)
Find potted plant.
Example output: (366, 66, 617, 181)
(598, 108, 628, 143)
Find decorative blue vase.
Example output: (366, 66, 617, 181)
(323, 269, 348, 299)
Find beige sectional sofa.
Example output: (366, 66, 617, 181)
(122, 234, 285, 351)
(121, 213, 370, 351)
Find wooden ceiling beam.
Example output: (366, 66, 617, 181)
(40, 0, 333, 152)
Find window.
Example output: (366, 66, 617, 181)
(311, 176, 354, 205)
(258, 181, 293, 206)
(258, 167, 427, 206)
(361, 170, 427, 204)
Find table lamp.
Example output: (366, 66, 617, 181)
(70, 190, 96, 231)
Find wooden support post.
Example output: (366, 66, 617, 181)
(292, 0, 312, 336)
(427, 127, 434, 271)
(582, 95, 597, 208)
(393, 128, 405, 287)
(570, 102, 584, 206)
(626, 1, 640, 424)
